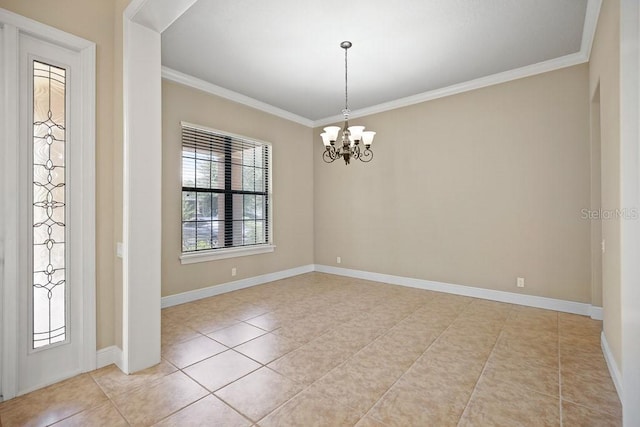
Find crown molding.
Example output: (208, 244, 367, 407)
(314, 0, 601, 127)
(312, 51, 589, 127)
(162, 0, 602, 130)
(166, 49, 588, 131)
(161, 66, 315, 127)
(581, 0, 603, 58)
(128, 0, 198, 33)
(123, 0, 147, 20)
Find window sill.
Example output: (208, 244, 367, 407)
(180, 244, 276, 264)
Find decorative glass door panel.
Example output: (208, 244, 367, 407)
(31, 61, 67, 349)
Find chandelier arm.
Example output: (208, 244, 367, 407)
(359, 147, 373, 162)
(322, 150, 336, 163)
(323, 146, 339, 163)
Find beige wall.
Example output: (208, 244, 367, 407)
(589, 0, 622, 369)
(314, 64, 592, 303)
(161, 80, 314, 296)
(0, 0, 118, 349)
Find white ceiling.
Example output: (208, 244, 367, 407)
(160, 0, 597, 126)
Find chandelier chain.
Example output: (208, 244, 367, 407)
(344, 45, 349, 114)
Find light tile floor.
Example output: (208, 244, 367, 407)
(0, 272, 622, 426)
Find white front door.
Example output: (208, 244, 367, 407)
(1, 11, 96, 399)
(18, 33, 82, 394)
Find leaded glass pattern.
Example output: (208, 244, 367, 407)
(32, 60, 66, 349)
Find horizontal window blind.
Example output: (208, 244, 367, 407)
(181, 123, 271, 253)
(182, 125, 266, 154)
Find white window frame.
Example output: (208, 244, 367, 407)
(178, 122, 274, 264)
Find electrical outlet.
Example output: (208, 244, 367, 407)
(337, 256, 341, 264)
(517, 277, 525, 288)
(232, 267, 237, 277)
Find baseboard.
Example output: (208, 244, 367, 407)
(96, 345, 123, 371)
(160, 262, 602, 318)
(161, 264, 315, 308)
(589, 305, 603, 320)
(314, 264, 601, 317)
(601, 331, 623, 401)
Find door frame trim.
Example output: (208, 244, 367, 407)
(620, 0, 640, 421)
(0, 8, 96, 399)
(120, 0, 198, 374)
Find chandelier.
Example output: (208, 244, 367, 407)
(321, 41, 375, 165)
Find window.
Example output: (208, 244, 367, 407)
(181, 122, 272, 260)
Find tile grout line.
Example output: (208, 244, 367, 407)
(220, 314, 372, 424)
(309, 300, 427, 380)
(560, 396, 621, 418)
(361, 297, 477, 425)
(76, 374, 124, 426)
(213, 401, 258, 425)
(209, 391, 257, 427)
(252, 295, 442, 424)
(94, 372, 133, 427)
(175, 353, 262, 424)
(244, 366, 315, 424)
(250, 306, 423, 422)
(150, 394, 212, 426)
(41, 374, 122, 426)
(253, 321, 419, 424)
(264, 300, 390, 371)
(179, 348, 262, 389)
(455, 305, 516, 426)
(115, 359, 197, 425)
